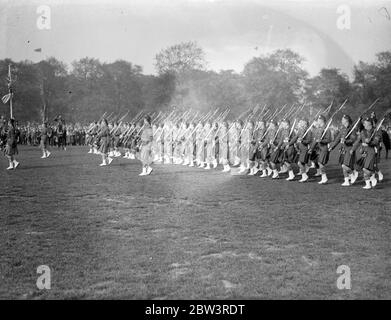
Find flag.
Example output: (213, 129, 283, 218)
(2, 93, 12, 104)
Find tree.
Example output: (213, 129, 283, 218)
(36, 57, 69, 121)
(154, 41, 206, 75)
(305, 68, 351, 117)
(243, 49, 308, 110)
(100, 60, 144, 116)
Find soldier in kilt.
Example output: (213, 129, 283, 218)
(185, 122, 196, 167)
(219, 121, 231, 172)
(283, 120, 299, 181)
(296, 119, 313, 182)
(97, 119, 112, 166)
(163, 121, 173, 164)
(196, 122, 205, 167)
(139, 115, 153, 176)
(269, 119, 289, 179)
(254, 121, 266, 177)
(309, 115, 332, 184)
(4, 119, 20, 170)
(204, 121, 214, 170)
(229, 121, 240, 166)
(112, 122, 122, 157)
(351, 117, 381, 189)
(259, 121, 277, 178)
(39, 122, 51, 159)
(329, 114, 357, 186)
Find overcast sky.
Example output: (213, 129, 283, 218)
(1, 0, 390, 78)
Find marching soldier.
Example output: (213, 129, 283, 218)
(163, 121, 173, 164)
(219, 121, 231, 172)
(229, 121, 240, 167)
(269, 119, 290, 179)
(39, 122, 51, 159)
(351, 117, 381, 189)
(4, 119, 20, 170)
(329, 114, 357, 186)
(309, 115, 332, 184)
(196, 122, 205, 168)
(139, 115, 154, 176)
(296, 119, 313, 183)
(283, 120, 299, 181)
(259, 120, 277, 178)
(184, 121, 196, 167)
(253, 120, 266, 176)
(96, 119, 113, 166)
(239, 121, 253, 174)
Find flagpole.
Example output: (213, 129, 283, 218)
(8, 64, 13, 119)
(10, 93, 13, 119)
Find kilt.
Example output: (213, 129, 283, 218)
(229, 142, 238, 162)
(173, 142, 182, 158)
(215, 140, 219, 159)
(220, 141, 229, 161)
(206, 142, 215, 162)
(5, 143, 18, 156)
(312, 145, 329, 165)
(249, 144, 257, 161)
(260, 146, 270, 161)
(40, 135, 48, 149)
(269, 148, 281, 163)
(338, 146, 355, 169)
(284, 145, 297, 163)
(114, 136, 120, 148)
(354, 147, 364, 170)
(196, 140, 204, 161)
(298, 144, 310, 164)
(358, 147, 377, 171)
(240, 144, 249, 162)
(99, 137, 110, 154)
(140, 142, 152, 165)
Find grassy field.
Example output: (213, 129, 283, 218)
(0, 145, 390, 299)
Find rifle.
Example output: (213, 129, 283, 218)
(288, 118, 297, 139)
(319, 99, 348, 140)
(344, 98, 380, 139)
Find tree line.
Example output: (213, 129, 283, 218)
(1, 41, 390, 123)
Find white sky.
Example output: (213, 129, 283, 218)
(1, 0, 390, 78)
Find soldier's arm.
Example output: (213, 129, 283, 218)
(351, 133, 362, 152)
(320, 129, 332, 144)
(344, 131, 356, 146)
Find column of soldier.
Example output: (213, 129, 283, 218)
(86, 98, 388, 189)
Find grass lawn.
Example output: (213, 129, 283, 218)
(0, 145, 390, 299)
